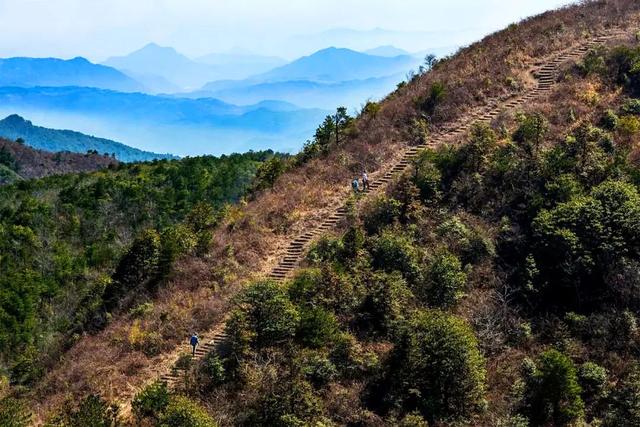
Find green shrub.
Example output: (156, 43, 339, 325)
(371, 310, 486, 423)
(302, 353, 338, 388)
(235, 280, 300, 348)
(54, 394, 120, 427)
(398, 412, 429, 427)
(306, 236, 343, 265)
(129, 302, 154, 318)
(132, 381, 170, 422)
(532, 180, 640, 308)
(329, 333, 379, 379)
(361, 196, 402, 235)
(359, 271, 413, 335)
(579, 49, 607, 76)
(161, 396, 217, 427)
(409, 119, 430, 146)
(199, 353, 227, 390)
(0, 398, 30, 427)
(423, 251, 467, 309)
(604, 364, 640, 427)
(600, 110, 619, 130)
(341, 226, 365, 260)
(521, 349, 584, 426)
(622, 98, 640, 115)
(419, 82, 446, 117)
(297, 307, 339, 349)
(369, 229, 421, 282)
(413, 154, 442, 203)
(578, 362, 608, 402)
(618, 115, 640, 137)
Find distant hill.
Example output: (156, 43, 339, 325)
(251, 47, 420, 83)
(103, 43, 217, 90)
(0, 137, 117, 184)
(364, 45, 410, 57)
(0, 115, 177, 162)
(196, 75, 402, 109)
(0, 57, 144, 92)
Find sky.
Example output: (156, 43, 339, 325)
(0, 0, 576, 60)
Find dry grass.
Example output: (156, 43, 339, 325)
(28, 1, 640, 423)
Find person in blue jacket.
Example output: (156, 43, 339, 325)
(190, 333, 199, 356)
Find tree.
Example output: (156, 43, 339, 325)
(233, 280, 300, 348)
(513, 112, 548, 158)
(105, 229, 161, 309)
(370, 310, 486, 423)
(132, 381, 169, 422)
(424, 251, 467, 308)
(54, 394, 120, 427)
(521, 349, 584, 426)
(160, 396, 217, 427)
(0, 398, 30, 427)
(532, 180, 640, 309)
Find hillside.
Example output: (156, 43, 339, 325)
(0, 150, 280, 419)
(4, 1, 640, 426)
(0, 56, 144, 92)
(0, 137, 117, 184)
(0, 115, 177, 162)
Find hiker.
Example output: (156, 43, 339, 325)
(362, 171, 370, 191)
(190, 333, 199, 356)
(352, 178, 360, 193)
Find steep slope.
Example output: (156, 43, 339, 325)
(0, 137, 117, 183)
(0, 57, 144, 92)
(0, 115, 177, 162)
(11, 1, 640, 425)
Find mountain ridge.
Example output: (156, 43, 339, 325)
(0, 56, 145, 92)
(0, 114, 177, 162)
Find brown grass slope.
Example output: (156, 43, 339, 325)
(0, 138, 117, 183)
(29, 0, 640, 423)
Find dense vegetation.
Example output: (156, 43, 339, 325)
(118, 41, 640, 426)
(0, 151, 278, 397)
(3, 2, 640, 425)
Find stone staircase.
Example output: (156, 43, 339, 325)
(156, 29, 626, 391)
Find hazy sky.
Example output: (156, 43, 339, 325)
(0, 0, 576, 60)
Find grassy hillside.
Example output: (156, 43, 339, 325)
(4, 1, 640, 426)
(0, 151, 279, 408)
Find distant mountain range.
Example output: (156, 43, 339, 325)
(192, 47, 420, 108)
(194, 75, 402, 109)
(0, 87, 328, 155)
(0, 57, 144, 92)
(103, 43, 289, 92)
(103, 43, 215, 91)
(252, 47, 419, 83)
(0, 41, 443, 155)
(0, 114, 176, 162)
